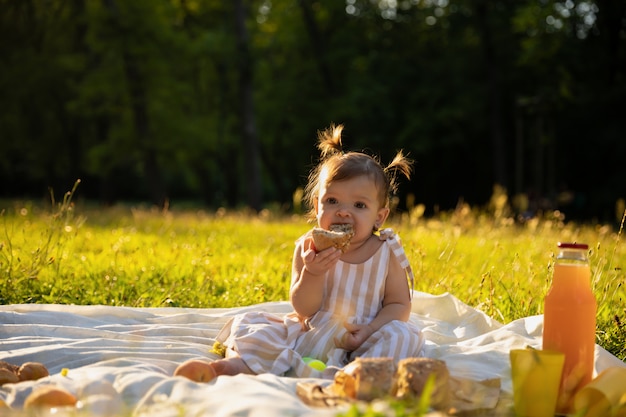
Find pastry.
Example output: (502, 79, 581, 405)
(311, 224, 354, 252)
(393, 357, 451, 410)
(330, 357, 397, 401)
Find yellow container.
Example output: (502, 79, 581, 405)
(574, 367, 626, 417)
(510, 348, 565, 417)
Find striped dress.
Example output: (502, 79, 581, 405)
(215, 228, 424, 379)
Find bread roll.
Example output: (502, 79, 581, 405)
(24, 386, 77, 409)
(0, 369, 18, 385)
(331, 357, 397, 401)
(18, 362, 49, 381)
(0, 361, 49, 385)
(393, 357, 451, 410)
(311, 224, 354, 252)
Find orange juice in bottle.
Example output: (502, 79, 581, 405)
(542, 242, 597, 414)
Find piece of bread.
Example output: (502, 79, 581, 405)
(311, 224, 354, 252)
(0, 361, 49, 385)
(24, 385, 78, 409)
(393, 357, 451, 410)
(330, 357, 397, 401)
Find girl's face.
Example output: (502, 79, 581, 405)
(314, 174, 389, 245)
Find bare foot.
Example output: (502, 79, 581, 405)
(174, 360, 217, 382)
(174, 358, 253, 383)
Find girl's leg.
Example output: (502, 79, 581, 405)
(354, 321, 424, 359)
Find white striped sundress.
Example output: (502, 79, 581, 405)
(215, 228, 424, 379)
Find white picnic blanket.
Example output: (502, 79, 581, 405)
(1, 291, 624, 416)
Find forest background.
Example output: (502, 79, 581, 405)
(1, 0, 625, 223)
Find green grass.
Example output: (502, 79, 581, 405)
(1, 189, 625, 363)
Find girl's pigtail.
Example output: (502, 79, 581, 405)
(317, 124, 344, 159)
(385, 150, 413, 195)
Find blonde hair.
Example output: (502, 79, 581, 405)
(303, 124, 413, 221)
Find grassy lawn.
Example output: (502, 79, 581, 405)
(1, 192, 625, 362)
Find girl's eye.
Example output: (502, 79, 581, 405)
(355, 202, 366, 209)
(326, 197, 338, 204)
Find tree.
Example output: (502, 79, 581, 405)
(234, 0, 262, 211)
(1, 0, 624, 220)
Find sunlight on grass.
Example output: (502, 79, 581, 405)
(1, 192, 624, 362)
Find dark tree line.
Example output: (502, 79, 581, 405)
(1, 0, 625, 221)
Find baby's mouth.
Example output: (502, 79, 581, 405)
(329, 224, 354, 234)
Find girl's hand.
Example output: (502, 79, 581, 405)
(302, 238, 341, 276)
(335, 322, 374, 352)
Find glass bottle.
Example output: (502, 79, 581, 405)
(542, 242, 597, 414)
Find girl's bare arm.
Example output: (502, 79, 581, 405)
(290, 237, 341, 319)
(373, 251, 412, 326)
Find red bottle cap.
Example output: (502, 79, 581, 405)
(557, 242, 588, 250)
